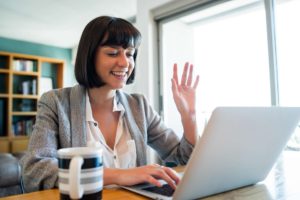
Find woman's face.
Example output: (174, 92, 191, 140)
(95, 45, 135, 89)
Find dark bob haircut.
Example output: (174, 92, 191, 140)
(75, 16, 142, 88)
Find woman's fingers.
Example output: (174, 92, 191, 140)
(180, 62, 189, 86)
(173, 63, 179, 86)
(174, 62, 197, 88)
(117, 165, 180, 189)
(193, 75, 200, 89)
(151, 165, 178, 190)
(164, 167, 180, 185)
(186, 64, 193, 87)
(171, 78, 179, 98)
(145, 175, 163, 187)
(111, 165, 180, 189)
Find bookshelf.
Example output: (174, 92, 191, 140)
(0, 51, 64, 153)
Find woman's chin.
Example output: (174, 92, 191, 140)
(111, 83, 126, 90)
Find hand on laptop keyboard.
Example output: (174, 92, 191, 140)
(112, 164, 180, 190)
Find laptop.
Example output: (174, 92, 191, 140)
(122, 107, 300, 200)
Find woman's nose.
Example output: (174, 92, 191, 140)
(117, 53, 129, 67)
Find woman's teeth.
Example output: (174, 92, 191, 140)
(112, 71, 127, 76)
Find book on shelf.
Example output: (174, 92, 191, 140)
(18, 99, 36, 112)
(0, 100, 6, 136)
(13, 60, 35, 72)
(32, 79, 37, 94)
(20, 80, 37, 95)
(12, 118, 35, 136)
(22, 81, 30, 95)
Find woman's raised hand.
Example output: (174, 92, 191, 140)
(171, 62, 199, 120)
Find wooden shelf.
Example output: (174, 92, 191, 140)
(0, 69, 9, 73)
(12, 111, 37, 116)
(0, 51, 65, 152)
(12, 135, 29, 139)
(0, 94, 9, 98)
(12, 94, 39, 99)
(12, 71, 39, 76)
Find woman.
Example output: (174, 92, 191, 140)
(21, 16, 199, 192)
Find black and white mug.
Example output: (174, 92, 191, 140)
(58, 147, 103, 200)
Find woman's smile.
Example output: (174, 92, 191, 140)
(111, 70, 128, 81)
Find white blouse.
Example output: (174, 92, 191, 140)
(85, 92, 137, 168)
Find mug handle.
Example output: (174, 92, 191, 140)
(69, 156, 84, 199)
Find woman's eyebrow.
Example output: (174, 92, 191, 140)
(102, 45, 135, 51)
(102, 45, 119, 49)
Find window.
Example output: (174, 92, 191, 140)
(276, 0, 300, 106)
(276, 0, 300, 150)
(158, 0, 300, 149)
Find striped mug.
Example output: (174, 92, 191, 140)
(58, 147, 103, 200)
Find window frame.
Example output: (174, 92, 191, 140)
(154, 0, 280, 116)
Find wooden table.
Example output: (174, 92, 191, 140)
(1, 151, 300, 200)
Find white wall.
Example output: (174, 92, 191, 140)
(161, 20, 194, 138)
(133, 0, 205, 108)
(132, 0, 173, 110)
(133, 0, 174, 164)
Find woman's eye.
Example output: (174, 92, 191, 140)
(127, 53, 134, 57)
(107, 52, 118, 57)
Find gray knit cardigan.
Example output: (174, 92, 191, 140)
(20, 85, 193, 192)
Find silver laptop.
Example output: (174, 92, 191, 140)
(122, 107, 300, 200)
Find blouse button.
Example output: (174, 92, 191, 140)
(94, 123, 97, 127)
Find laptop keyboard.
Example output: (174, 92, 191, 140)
(142, 184, 175, 197)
